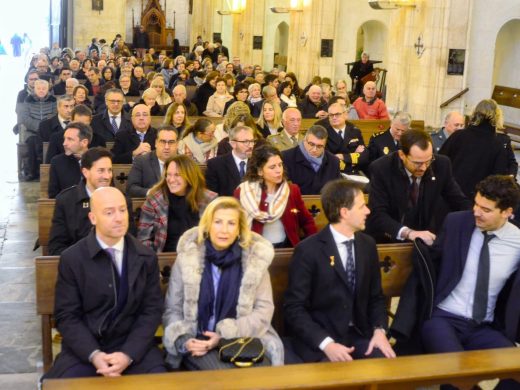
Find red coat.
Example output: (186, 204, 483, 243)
(235, 183, 317, 247)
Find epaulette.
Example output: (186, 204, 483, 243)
(372, 130, 387, 138)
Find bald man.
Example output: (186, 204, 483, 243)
(352, 81, 389, 120)
(297, 85, 328, 119)
(430, 111, 465, 152)
(45, 186, 166, 379)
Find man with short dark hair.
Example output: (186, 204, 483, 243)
(127, 126, 178, 197)
(112, 104, 157, 164)
(52, 67, 73, 95)
(91, 88, 133, 142)
(367, 129, 470, 245)
(48, 122, 92, 198)
(205, 125, 255, 196)
(282, 125, 340, 195)
(133, 25, 150, 58)
(284, 179, 395, 363)
(45, 186, 165, 378)
(85, 67, 104, 96)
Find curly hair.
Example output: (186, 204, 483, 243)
(475, 175, 520, 211)
(469, 99, 504, 130)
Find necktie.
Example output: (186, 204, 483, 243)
(137, 132, 145, 142)
(105, 247, 120, 276)
(409, 176, 419, 206)
(473, 232, 495, 322)
(338, 130, 343, 139)
(111, 116, 119, 134)
(291, 136, 297, 146)
(343, 240, 356, 292)
(63, 120, 70, 128)
(239, 160, 246, 179)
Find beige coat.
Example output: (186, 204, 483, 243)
(163, 227, 284, 367)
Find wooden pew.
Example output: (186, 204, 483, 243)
(42, 348, 520, 390)
(35, 243, 413, 372)
(37, 194, 327, 255)
(39, 160, 205, 199)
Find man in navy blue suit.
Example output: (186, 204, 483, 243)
(421, 175, 520, 389)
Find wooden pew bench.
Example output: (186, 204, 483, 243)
(37, 194, 329, 255)
(42, 347, 520, 390)
(35, 243, 413, 372)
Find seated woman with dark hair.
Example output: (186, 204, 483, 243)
(223, 82, 251, 115)
(137, 155, 217, 252)
(163, 196, 284, 370)
(178, 118, 218, 163)
(163, 102, 191, 137)
(235, 144, 317, 248)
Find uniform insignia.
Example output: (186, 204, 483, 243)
(330, 256, 335, 266)
(339, 160, 346, 171)
(83, 202, 90, 208)
(348, 138, 359, 144)
(383, 146, 389, 155)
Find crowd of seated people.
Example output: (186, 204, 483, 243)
(19, 38, 520, 385)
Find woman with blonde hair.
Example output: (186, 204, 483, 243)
(139, 87, 164, 115)
(137, 155, 217, 252)
(440, 98, 515, 197)
(150, 77, 172, 111)
(163, 102, 191, 136)
(178, 118, 218, 163)
(163, 196, 284, 369)
(256, 100, 283, 138)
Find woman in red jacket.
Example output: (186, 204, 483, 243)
(235, 144, 317, 248)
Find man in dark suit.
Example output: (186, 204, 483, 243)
(420, 175, 520, 389)
(49, 147, 113, 255)
(38, 95, 75, 144)
(91, 88, 133, 142)
(324, 102, 369, 175)
(297, 85, 328, 119)
(367, 111, 411, 165)
(284, 179, 395, 362)
(127, 125, 178, 197)
(367, 129, 470, 245)
(44, 186, 165, 378)
(111, 104, 157, 164)
(52, 67, 72, 95)
(48, 122, 91, 198)
(205, 125, 255, 196)
(282, 125, 340, 195)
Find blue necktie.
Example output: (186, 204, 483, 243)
(343, 240, 356, 292)
(239, 161, 246, 179)
(137, 132, 145, 142)
(111, 116, 118, 134)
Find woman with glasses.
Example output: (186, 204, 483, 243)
(178, 118, 218, 163)
(163, 102, 191, 137)
(137, 154, 217, 252)
(163, 196, 284, 370)
(256, 101, 284, 138)
(223, 82, 251, 115)
(235, 144, 317, 248)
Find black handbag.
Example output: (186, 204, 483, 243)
(218, 337, 265, 367)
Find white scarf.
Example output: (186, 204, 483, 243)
(238, 180, 290, 227)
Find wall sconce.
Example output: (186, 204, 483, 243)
(271, 0, 306, 13)
(368, 0, 416, 9)
(414, 34, 425, 57)
(218, 0, 246, 14)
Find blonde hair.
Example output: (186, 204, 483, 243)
(141, 87, 158, 101)
(197, 197, 251, 248)
(256, 100, 283, 130)
(469, 99, 504, 130)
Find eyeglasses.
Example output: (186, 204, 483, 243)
(305, 140, 325, 151)
(328, 111, 345, 118)
(406, 155, 435, 168)
(158, 139, 177, 146)
(107, 99, 124, 104)
(233, 139, 256, 146)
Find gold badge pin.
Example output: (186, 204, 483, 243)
(330, 256, 335, 266)
(383, 146, 389, 155)
(83, 202, 90, 208)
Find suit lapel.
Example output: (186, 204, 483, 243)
(319, 227, 351, 290)
(150, 153, 161, 182)
(353, 233, 366, 294)
(225, 153, 241, 182)
(125, 236, 144, 292)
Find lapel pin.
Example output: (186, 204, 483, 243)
(83, 202, 90, 208)
(330, 255, 335, 266)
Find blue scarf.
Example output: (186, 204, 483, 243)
(298, 141, 324, 172)
(197, 239, 242, 334)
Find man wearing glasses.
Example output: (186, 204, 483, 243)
(282, 125, 341, 195)
(91, 88, 133, 142)
(323, 102, 369, 175)
(112, 104, 157, 164)
(367, 129, 470, 245)
(127, 125, 178, 197)
(205, 126, 255, 196)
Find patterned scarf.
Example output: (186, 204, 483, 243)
(181, 132, 218, 163)
(238, 180, 290, 227)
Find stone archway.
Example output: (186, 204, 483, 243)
(493, 18, 520, 123)
(355, 20, 388, 66)
(274, 22, 289, 70)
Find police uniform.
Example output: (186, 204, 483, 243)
(323, 122, 369, 174)
(267, 130, 304, 152)
(430, 128, 448, 153)
(367, 129, 399, 165)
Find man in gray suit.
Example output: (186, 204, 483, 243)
(127, 125, 178, 197)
